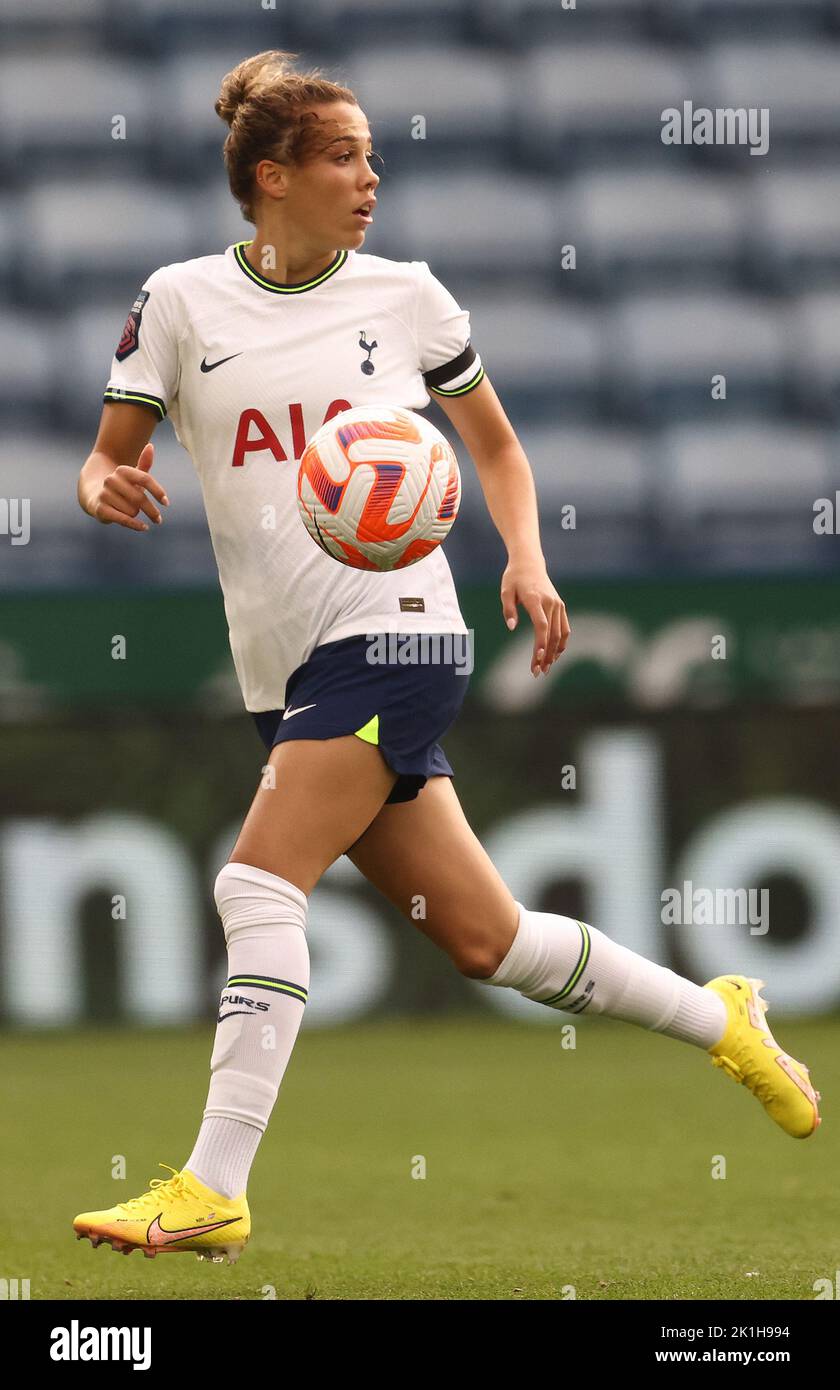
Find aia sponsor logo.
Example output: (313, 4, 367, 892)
(231, 401, 352, 468)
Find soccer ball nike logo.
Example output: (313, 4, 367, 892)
(283, 703, 317, 719)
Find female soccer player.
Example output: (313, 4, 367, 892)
(73, 51, 820, 1265)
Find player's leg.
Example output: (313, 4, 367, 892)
(181, 733, 397, 1194)
(228, 732, 399, 892)
(346, 774, 720, 1031)
(73, 735, 398, 1260)
(345, 774, 820, 1138)
(348, 773, 520, 977)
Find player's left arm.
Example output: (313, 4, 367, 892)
(432, 374, 570, 675)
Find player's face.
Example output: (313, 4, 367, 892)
(290, 102, 380, 248)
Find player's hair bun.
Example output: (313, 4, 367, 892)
(215, 50, 360, 223)
(215, 50, 297, 127)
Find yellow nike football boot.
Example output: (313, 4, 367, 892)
(704, 975, 821, 1138)
(73, 1164, 250, 1263)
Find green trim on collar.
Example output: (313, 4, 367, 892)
(233, 242, 348, 294)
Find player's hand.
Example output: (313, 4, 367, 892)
(500, 558, 570, 676)
(89, 443, 170, 532)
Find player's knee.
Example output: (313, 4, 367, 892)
(213, 861, 308, 943)
(451, 941, 505, 980)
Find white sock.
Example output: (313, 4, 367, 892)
(183, 863, 309, 1198)
(183, 1117, 262, 1201)
(481, 902, 727, 1048)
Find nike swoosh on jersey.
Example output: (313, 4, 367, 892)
(200, 353, 243, 373)
(145, 1213, 240, 1245)
(283, 703, 317, 719)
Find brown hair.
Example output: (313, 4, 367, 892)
(216, 50, 362, 223)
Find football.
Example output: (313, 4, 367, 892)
(296, 404, 461, 570)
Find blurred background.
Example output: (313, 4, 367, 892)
(2, 0, 840, 1029)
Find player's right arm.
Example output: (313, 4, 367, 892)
(78, 403, 170, 532)
(79, 263, 180, 531)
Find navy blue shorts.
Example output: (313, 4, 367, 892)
(251, 632, 471, 804)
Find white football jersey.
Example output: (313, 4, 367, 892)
(104, 241, 485, 711)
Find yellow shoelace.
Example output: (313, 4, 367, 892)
(115, 1164, 200, 1214)
(711, 1050, 775, 1105)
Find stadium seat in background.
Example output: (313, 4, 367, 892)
(606, 293, 791, 424)
(343, 45, 513, 166)
(515, 425, 656, 575)
(658, 421, 837, 572)
(465, 293, 604, 423)
(104, 0, 304, 56)
(21, 180, 196, 306)
(0, 0, 106, 40)
(747, 172, 840, 293)
(0, 435, 97, 533)
(659, 0, 830, 44)
(294, 0, 470, 53)
(156, 50, 250, 178)
(558, 171, 746, 296)
(0, 434, 108, 588)
(191, 183, 258, 259)
(789, 293, 840, 423)
(368, 174, 556, 285)
(0, 205, 17, 302)
(474, 0, 654, 47)
(0, 314, 55, 427)
(0, 55, 156, 177)
(515, 43, 690, 171)
(701, 44, 840, 158)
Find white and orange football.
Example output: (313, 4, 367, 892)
(296, 404, 461, 571)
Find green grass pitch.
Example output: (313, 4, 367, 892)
(2, 1014, 837, 1301)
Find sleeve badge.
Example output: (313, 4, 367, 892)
(115, 289, 150, 362)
